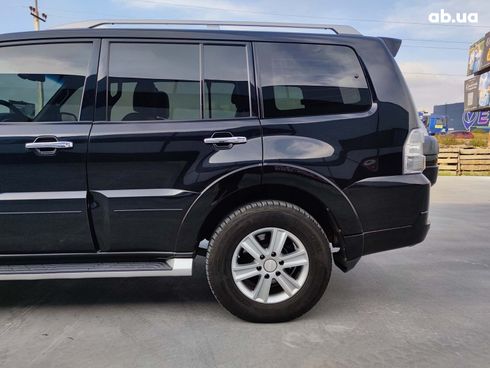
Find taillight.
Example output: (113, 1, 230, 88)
(403, 127, 426, 174)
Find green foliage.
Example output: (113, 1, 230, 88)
(436, 131, 488, 148)
(472, 128, 488, 134)
(470, 136, 488, 147)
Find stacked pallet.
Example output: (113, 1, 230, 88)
(438, 147, 459, 174)
(459, 148, 490, 174)
(438, 147, 490, 175)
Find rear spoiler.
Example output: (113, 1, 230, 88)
(380, 37, 402, 57)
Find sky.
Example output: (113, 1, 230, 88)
(1, 0, 490, 112)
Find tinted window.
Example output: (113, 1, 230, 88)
(203, 45, 250, 119)
(256, 43, 371, 118)
(108, 43, 200, 121)
(0, 43, 91, 122)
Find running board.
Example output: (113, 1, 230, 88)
(0, 258, 193, 280)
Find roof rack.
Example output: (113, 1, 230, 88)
(53, 19, 361, 35)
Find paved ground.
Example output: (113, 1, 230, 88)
(0, 177, 489, 368)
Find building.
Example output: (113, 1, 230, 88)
(424, 102, 490, 134)
(433, 102, 465, 131)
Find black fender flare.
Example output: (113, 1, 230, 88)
(175, 163, 364, 267)
(175, 165, 262, 253)
(262, 163, 363, 235)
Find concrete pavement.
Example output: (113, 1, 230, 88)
(0, 176, 489, 368)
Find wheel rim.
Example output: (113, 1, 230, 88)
(231, 227, 310, 304)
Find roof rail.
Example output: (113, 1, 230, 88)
(53, 19, 361, 35)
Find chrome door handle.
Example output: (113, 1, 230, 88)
(25, 141, 73, 150)
(203, 136, 247, 145)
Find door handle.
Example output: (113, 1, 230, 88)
(203, 136, 247, 145)
(25, 141, 73, 150)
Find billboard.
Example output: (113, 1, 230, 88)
(479, 71, 490, 108)
(464, 75, 480, 110)
(462, 111, 490, 131)
(467, 32, 490, 75)
(464, 70, 490, 111)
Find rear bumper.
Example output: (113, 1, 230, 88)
(335, 173, 431, 271)
(423, 153, 438, 186)
(362, 210, 430, 255)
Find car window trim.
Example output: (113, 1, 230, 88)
(99, 38, 256, 124)
(252, 41, 373, 120)
(202, 43, 254, 120)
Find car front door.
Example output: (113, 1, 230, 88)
(0, 40, 98, 253)
(88, 40, 262, 253)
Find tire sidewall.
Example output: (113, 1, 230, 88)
(207, 202, 332, 322)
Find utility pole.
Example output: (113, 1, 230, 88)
(29, 0, 47, 31)
(28, 0, 47, 115)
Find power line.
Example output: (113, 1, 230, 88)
(403, 72, 466, 77)
(402, 38, 471, 44)
(6, 1, 483, 43)
(402, 45, 467, 50)
(123, 0, 490, 29)
(7, 1, 486, 45)
(11, 0, 490, 29)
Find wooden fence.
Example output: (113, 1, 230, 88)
(439, 147, 490, 175)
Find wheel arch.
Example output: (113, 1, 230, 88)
(198, 183, 339, 247)
(175, 164, 364, 269)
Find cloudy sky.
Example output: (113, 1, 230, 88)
(2, 0, 489, 112)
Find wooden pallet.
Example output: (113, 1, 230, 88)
(438, 147, 490, 175)
(438, 148, 460, 174)
(460, 148, 490, 173)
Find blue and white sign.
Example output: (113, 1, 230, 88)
(462, 110, 490, 131)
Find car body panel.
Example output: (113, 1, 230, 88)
(0, 122, 94, 253)
(87, 38, 262, 252)
(0, 38, 100, 254)
(0, 28, 435, 272)
(88, 119, 262, 252)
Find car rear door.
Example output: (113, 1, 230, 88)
(0, 39, 99, 253)
(253, 42, 378, 188)
(88, 39, 261, 253)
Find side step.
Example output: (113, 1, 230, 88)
(0, 259, 193, 280)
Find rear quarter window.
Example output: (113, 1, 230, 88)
(255, 42, 371, 118)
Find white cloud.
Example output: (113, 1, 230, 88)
(382, 0, 489, 40)
(399, 61, 466, 112)
(114, 0, 261, 17)
(109, 0, 478, 111)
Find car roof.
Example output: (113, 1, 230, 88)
(0, 28, 371, 45)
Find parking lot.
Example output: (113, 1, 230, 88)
(0, 176, 489, 368)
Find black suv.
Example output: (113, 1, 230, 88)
(0, 20, 438, 322)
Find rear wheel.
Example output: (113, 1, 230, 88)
(206, 200, 332, 322)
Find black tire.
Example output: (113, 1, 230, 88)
(206, 200, 332, 323)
